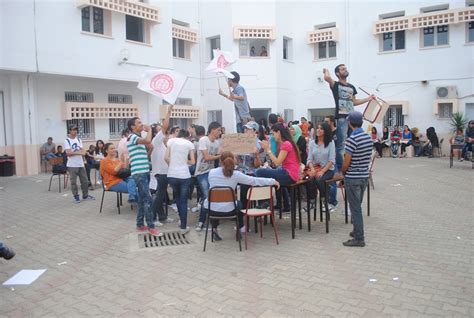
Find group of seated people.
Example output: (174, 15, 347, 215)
(94, 108, 344, 239)
(370, 125, 442, 158)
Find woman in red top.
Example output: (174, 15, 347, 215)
(256, 123, 301, 211)
(100, 143, 138, 203)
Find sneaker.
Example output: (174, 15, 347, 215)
(73, 195, 80, 204)
(169, 203, 178, 211)
(328, 204, 336, 213)
(162, 218, 174, 223)
(136, 226, 148, 232)
(212, 231, 222, 241)
(191, 204, 201, 213)
(460, 158, 464, 162)
(343, 239, 365, 247)
(178, 219, 181, 227)
(82, 194, 95, 201)
(195, 222, 204, 232)
(349, 231, 354, 238)
(180, 227, 190, 235)
(148, 228, 164, 237)
(0, 246, 16, 260)
(154, 221, 164, 227)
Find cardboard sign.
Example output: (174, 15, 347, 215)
(220, 134, 256, 155)
(363, 99, 389, 124)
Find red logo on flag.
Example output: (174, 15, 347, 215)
(150, 74, 174, 94)
(217, 55, 229, 69)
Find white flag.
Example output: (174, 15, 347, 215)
(206, 49, 236, 72)
(137, 69, 187, 105)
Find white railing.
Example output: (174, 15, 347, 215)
(76, 0, 160, 23)
(61, 102, 139, 120)
(307, 27, 339, 44)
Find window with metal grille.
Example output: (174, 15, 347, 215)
(108, 94, 132, 104)
(383, 105, 404, 128)
(438, 103, 453, 119)
(66, 119, 95, 140)
(207, 110, 222, 124)
(109, 118, 127, 139)
(65, 92, 94, 103)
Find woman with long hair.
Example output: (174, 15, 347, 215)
(201, 151, 279, 241)
(371, 127, 383, 158)
(290, 124, 307, 164)
(400, 125, 413, 157)
(100, 143, 137, 203)
(255, 123, 301, 211)
(307, 122, 335, 208)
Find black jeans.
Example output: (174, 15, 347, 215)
(152, 174, 168, 222)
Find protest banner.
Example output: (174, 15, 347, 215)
(220, 133, 256, 155)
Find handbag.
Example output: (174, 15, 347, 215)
(117, 168, 131, 179)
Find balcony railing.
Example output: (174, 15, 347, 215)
(233, 26, 276, 40)
(61, 102, 139, 120)
(76, 0, 160, 23)
(307, 27, 339, 44)
(172, 24, 199, 43)
(373, 7, 474, 34)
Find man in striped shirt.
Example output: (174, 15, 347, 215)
(127, 117, 162, 237)
(341, 111, 372, 247)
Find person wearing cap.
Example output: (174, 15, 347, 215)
(64, 125, 95, 203)
(323, 65, 374, 173)
(341, 111, 372, 247)
(218, 71, 251, 133)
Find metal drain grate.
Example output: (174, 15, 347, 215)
(138, 231, 192, 249)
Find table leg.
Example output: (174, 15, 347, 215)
(367, 179, 370, 217)
(291, 187, 296, 239)
(298, 187, 302, 230)
(307, 190, 311, 232)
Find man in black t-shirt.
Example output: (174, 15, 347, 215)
(323, 65, 374, 172)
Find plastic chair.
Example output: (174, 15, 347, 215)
(242, 186, 279, 250)
(203, 187, 242, 252)
(99, 173, 124, 215)
(47, 157, 68, 192)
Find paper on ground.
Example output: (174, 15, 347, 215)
(3, 269, 47, 285)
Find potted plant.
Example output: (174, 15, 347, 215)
(450, 112, 468, 132)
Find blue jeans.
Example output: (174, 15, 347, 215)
(255, 167, 293, 209)
(109, 177, 138, 202)
(462, 142, 472, 159)
(345, 177, 368, 241)
(335, 117, 348, 171)
(328, 167, 338, 205)
(312, 169, 335, 199)
(236, 122, 244, 133)
(43, 153, 56, 161)
(0, 241, 5, 253)
(151, 174, 168, 222)
(168, 177, 191, 229)
(391, 143, 400, 156)
(197, 172, 210, 223)
(132, 173, 155, 229)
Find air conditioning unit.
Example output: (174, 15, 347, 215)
(436, 86, 457, 99)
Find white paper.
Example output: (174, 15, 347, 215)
(392, 277, 399, 281)
(3, 269, 47, 285)
(369, 278, 377, 282)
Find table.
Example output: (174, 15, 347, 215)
(279, 179, 310, 239)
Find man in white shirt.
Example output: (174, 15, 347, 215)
(64, 125, 95, 203)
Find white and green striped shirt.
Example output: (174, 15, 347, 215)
(127, 134, 150, 175)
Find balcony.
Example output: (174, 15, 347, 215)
(373, 7, 474, 34)
(233, 26, 276, 40)
(172, 24, 199, 43)
(76, 0, 160, 23)
(61, 102, 139, 120)
(307, 27, 339, 44)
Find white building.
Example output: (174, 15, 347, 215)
(1, 0, 473, 176)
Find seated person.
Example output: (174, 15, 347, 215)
(100, 143, 137, 203)
(201, 151, 279, 241)
(461, 120, 474, 161)
(41, 137, 56, 161)
(260, 46, 268, 56)
(450, 128, 465, 160)
(290, 124, 307, 164)
(390, 126, 402, 158)
(400, 125, 413, 157)
(411, 127, 422, 157)
(55, 145, 68, 163)
(426, 127, 439, 158)
(371, 127, 384, 158)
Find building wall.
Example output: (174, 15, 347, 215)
(0, 0, 473, 175)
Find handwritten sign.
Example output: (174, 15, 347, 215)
(220, 134, 256, 155)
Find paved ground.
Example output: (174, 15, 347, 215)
(0, 157, 473, 317)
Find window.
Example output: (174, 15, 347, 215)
(239, 39, 269, 57)
(284, 109, 294, 122)
(126, 15, 149, 43)
(209, 36, 221, 59)
(314, 23, 337, 60)
(468, 22, 474, 43)
(422, 25, 449, 47)
(65, 92, 94, 103)
(109, 119, 127, 139)
(381, 31, 405, 51)
(170, 118, 192, 129)
(383, 105, 404, 128)
(82, 7, 103, 34)
(173, 38, 190, 59)
(438, 103, 453, 118)
(176, 98, 192, 105)
(208, 110, 222, 124)
(108, 94, 132, 104)
(283, 37, 293, 60)
(66, 119, 95, 140)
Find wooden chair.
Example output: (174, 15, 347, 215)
(242, 186, 279, 249)
(279, 179, 310, 239)
(203, 187, 242, 252)
(47, 157, 68, 192)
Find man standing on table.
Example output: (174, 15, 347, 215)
(341, 112, 372, 247)
(323, 65, 374, 172)
(127, 117, 162, 237)
(218, 71, 251, 133)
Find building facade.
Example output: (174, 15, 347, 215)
(1, 0, 473, 175)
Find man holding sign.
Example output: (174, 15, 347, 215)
(323, 65, 374, 171)
(219, 71, 251, 133)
